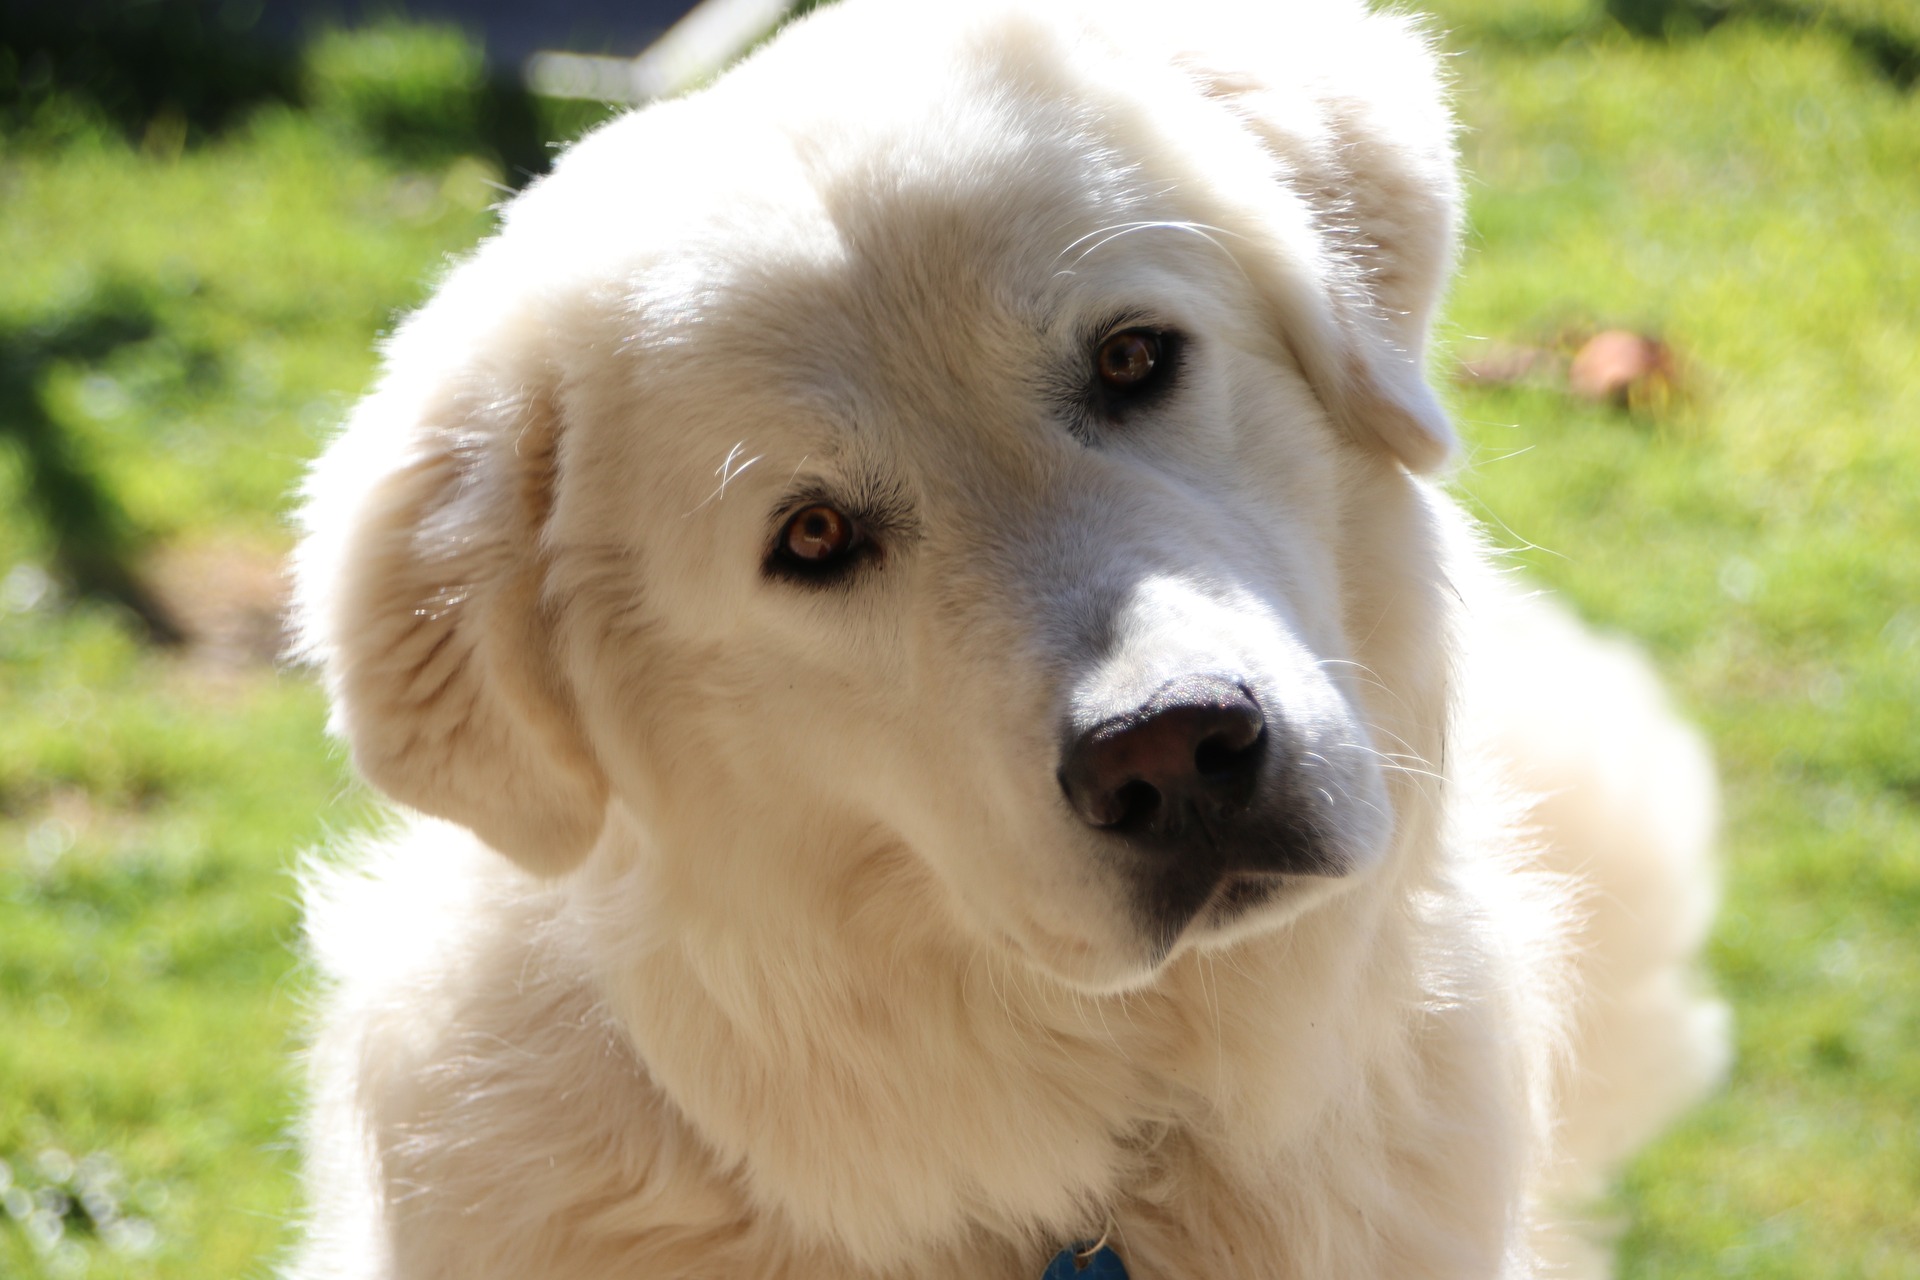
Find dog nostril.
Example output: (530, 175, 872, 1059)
(1110, 779, 1162, 831)
(1195, 726, 1263, 780)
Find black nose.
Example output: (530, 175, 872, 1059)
(1058, 676, 1266, 837)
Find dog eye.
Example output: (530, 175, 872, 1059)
(768, 503, 869, 583)
(783, 505, 856, 561)
(1095, 329, 1163, 390)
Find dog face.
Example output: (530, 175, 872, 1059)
(297, 0, 1462, 994)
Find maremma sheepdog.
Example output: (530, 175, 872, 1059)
(288, 1, 1729, 1276)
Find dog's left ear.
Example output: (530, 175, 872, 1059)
(1179, 5, 1460, 473)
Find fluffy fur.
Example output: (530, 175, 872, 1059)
(288, 2, 1727, 1276)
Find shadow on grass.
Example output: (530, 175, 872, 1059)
(1607, 0, 1918, 87)
(0, 289, 185, 646)
(0, 0, 295, 144)
(1442, 0, 1918, 87)
(0, 0, 601, 180)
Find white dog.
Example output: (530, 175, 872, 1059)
(289, 1, 1727, 1276)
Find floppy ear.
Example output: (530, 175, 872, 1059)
(1178, 4, 1460, 472)
(295, 338, 609, 876)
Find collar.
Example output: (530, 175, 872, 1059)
(1043, 1242, 1129, 1278)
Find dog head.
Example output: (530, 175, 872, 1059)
(296, 0, 1461, 993)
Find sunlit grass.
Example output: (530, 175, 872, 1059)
(1428, 7, 1920, 1275)
(0, 29, 504, 1272)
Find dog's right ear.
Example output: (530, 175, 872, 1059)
(295, 326, 609, 877)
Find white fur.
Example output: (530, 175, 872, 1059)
(288, 2, 1726, 1276)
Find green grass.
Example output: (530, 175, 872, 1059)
(1, 5, 1916, 1276)
(0, 25, 525, 1273)
(1427, 5, 1920, 1274)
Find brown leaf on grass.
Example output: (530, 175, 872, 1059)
(1568, 329, 1682, 412)
(1455, 327, 1689, 418)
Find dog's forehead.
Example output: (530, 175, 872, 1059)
(517, 3, 1300, 506)
(594, 96, 1231, 455)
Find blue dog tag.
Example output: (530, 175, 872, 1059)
(1042, 1243, 1129, 1279)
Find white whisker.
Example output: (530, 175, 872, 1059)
(1052, 220, 1252, 280)
(682, 440, 764, 516)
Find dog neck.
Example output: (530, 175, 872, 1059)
(568, 787, 1459, 1273)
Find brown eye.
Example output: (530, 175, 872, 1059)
(1096, 329, 1162, 388)
(782, 504, 856, 562)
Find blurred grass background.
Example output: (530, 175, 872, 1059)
(0, 0, 1914, 1275)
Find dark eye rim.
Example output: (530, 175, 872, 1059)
(764, 500, 876, 585)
